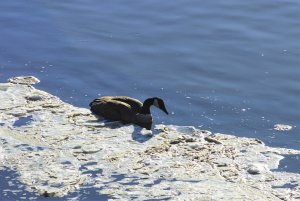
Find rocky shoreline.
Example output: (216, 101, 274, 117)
(0, 76, 300, 200)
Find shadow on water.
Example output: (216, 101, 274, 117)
(95, 122, 162, 143)
(91, 114, 160, 143)
(62, 162, 115, 201)
(131, 126, 161, 143)
(0, 167, 37, 201)
(63, 186, 113, 201)
(80, 162, 103, 178)
(0, 166, 112, 201)
(109, 173, 140, 185)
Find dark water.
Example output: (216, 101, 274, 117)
(0, 0, 300, 184)
(0, 168, 37, 200)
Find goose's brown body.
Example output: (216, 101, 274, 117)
(89, 96, 168, 130)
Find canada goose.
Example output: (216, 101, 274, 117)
(89, 96, 169, 130)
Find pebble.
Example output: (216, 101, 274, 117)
(204, 136, 222, 144)
(26, 95, 43, 101)
(81, 145, 102, 154)
(188, 143, 203, 150)
(247, 163, 269, 175)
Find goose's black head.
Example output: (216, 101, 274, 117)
(141, 97, 169, 115)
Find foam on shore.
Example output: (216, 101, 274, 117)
(0, 76, 300, 200)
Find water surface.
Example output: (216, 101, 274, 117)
(1, 0, 300, 166)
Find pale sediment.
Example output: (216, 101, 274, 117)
(0, 76, 300, 200)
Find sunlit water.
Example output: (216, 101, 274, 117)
(1, 1, 300, 197)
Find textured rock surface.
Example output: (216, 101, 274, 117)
(1, 76, 300, 200)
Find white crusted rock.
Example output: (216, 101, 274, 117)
(8, 76, 40, 85)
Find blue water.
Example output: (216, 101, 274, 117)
(0, 1, 300, 197)
(1, 0, 300, 148)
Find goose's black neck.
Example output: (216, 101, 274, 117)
(140, 98, 154, 114)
